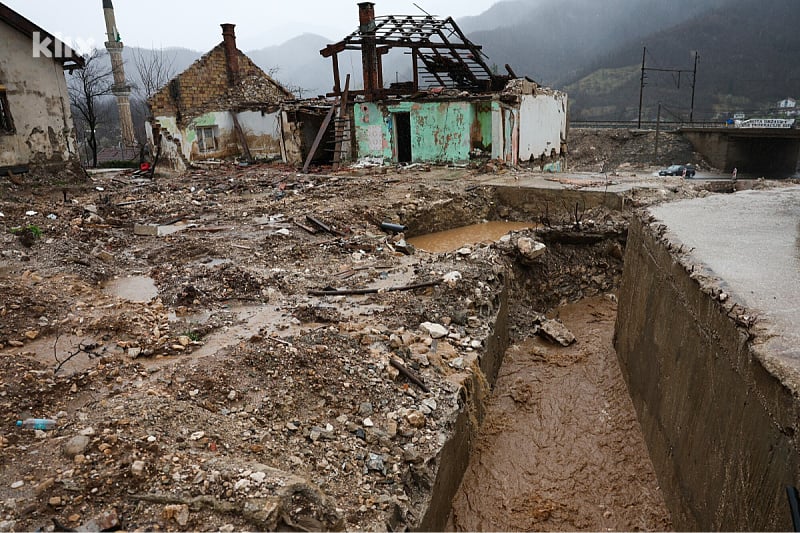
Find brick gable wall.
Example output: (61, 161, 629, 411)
(148, 44, 292, 124)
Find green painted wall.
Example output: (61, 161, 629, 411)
(353, 100, 493, 164)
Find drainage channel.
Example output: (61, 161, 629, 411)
(405, 206, 672, 530)
(447, 295, 670, 531)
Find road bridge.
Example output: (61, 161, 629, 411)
(681, 126, 800, 177)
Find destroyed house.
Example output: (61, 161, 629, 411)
(148, 24, 294, 170)
(320, 2, 568, 167)
(0, 2, 84, 174)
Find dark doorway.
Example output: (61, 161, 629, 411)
(394, 112, 412, 163)
(297, 110, 334, 164)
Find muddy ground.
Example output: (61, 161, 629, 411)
(0, 129, 737, 531)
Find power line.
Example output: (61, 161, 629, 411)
(638, 46, 699, 127)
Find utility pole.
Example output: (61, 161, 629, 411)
(689, 51, 699, 123)
(638, 47, 646, 129)
(638, 46, 699, 128)
(654, 102, 661, 159)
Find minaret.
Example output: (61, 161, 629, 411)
(102, 0, 135, 146)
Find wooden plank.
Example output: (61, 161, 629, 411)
(230, 112, 252, 162)
(332, 53, 341, 95)
(302, 103, 336, 174)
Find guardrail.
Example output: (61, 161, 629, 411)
(570, 121, 798, 130)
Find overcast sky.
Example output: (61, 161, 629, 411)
(3, 0, 498, 52)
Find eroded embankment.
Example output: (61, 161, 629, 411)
(405, 184, 670, 530)
(615, 215, 800, 531)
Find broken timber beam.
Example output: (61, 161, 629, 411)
(308, 279, 441, 296)
(305, 214, 344, 236)
(390, 358, 430, 393)
(302, 102, 336, 174)
(230, 112, 253, 162)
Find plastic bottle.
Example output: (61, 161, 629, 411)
(16, 418, 57, 430)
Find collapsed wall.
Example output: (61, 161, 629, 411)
(615, 208, 800, 530)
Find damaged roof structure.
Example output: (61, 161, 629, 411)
(320, 2, 568, 168)
(147, 24, 294, 171)
(0, 2, 84, 175)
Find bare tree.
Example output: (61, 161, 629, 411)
(267, 65, 312, 99)
(132, 47, 176, 101)
(68, 49, 113, 168)
(130, 47, 177, 147)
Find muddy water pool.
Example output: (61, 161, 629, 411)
(448, 296, 672, 531)
(408, 221, 533, 252)
(103, 275, 159, 302)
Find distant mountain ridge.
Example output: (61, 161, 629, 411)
(120, 0, 799, 122)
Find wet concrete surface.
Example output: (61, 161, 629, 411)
(407, 221, 533, 253)
(651, 186, 800, 365)
(448, 296, 671, 531)
(481, 170, 733, 193)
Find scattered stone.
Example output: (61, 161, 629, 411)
(359, 402, 374, 416)
(420, 322, 448, 339)
(404, 410, 425, 428)
(131, 460, 146, 477)
(517, 237, 547, 261)
(35, 478, 55, 495)
(393, 239, 415, 255)
(421, 398, 437, 412)
(48, 496, 61, 507)
(163, 504, 190, 527)
(366, 453, 386, 474)
(538, 319, 577, 346)
(10, 481, 23, 489)
(443, 271, 462, 286)
(63, 435, 90, 458)
(91, 509, 120, 531)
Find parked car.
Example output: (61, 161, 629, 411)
(659, 164, 696, 177)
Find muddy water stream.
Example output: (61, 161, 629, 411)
(408, 221, 532, 253)
(448, 296, 672, 531)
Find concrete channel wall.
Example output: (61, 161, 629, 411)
(615, 217, 800, 531)
(418, 281, 510, 531)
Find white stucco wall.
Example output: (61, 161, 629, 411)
(152, 109, 283, 167)
(0, 22, 78, 168)
(236, 110, 282, 158)
(517, 92, 568, 162)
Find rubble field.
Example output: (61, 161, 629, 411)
(0, 129, 741, 531)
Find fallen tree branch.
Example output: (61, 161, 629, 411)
(308, 279, 441, 297)
(389, 358, 430, 393)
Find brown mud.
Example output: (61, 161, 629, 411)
(448, 296, 672, 532)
